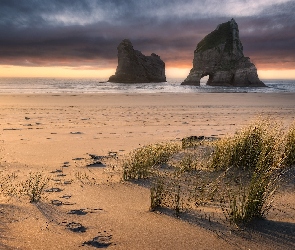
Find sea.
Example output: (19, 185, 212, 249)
(0, 78, 294, 94)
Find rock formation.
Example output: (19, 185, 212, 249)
(108, 39, 166, 83)
(181, 19, 265, 87)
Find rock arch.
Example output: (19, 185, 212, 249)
(181, 19, 265, 87)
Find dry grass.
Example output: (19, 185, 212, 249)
(0, 172, 18, 197)
(283, 121, 295, 167)
(122, 142, 180, 180)
(207, 118, 289, 224)
(0, 171, 50, 203)
(123, 117, 295, 225)
(20, 172, 50, 203)
(209, 118, 282, 170)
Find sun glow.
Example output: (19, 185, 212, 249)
(0, 65, 115, 78)
(0, 65, 294, 80)
(257, 70, 295, 80)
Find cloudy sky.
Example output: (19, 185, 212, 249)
(0, 0, 294, 78)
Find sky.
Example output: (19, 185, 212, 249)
(0, 0, 294, 79)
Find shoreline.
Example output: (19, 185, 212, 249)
(0, 78, 295, 95)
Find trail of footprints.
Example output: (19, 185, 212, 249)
(47, 158, 114, 248)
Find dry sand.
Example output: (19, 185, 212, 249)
(0, 93, 294, 249)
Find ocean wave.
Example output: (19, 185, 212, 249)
(0, 78, 294, 94)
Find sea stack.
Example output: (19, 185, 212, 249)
(108, 39, 166, 83)
(181, 19, 265, 87)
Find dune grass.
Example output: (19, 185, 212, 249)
(220, 150, 281, 224)
(20, 172, 50, 203)
(123, 117, 293, 225)
(283, 122, 295, 167)
(150, 177, 165, 211)
(122, 142, 180, 180)
(209, 118, 282, 170)
(206, 118, 287, 224)
(0, 171, 50, 203)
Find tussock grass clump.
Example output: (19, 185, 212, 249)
(0, 171, 50, 203)
(220, 181, 247, 224)
(213, 118, 284, 224)
(178, 152, 199, 172)
(283, 122, 295, 167)
(20, 172, 50, 203)
(242, 167, 278, 222)
(210, 118, 282, 170)
(149, 175, 186, 217)
(150, 178, 165, 211)
(123, 142, 180, 180)
(221, 151, 281, 224)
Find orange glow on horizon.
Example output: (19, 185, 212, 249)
(0, 65, 295, 80)
(0, 65, 115, 79)
(257, 70, 295, 80)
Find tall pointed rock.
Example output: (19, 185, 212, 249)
(181, 19, 265, 87)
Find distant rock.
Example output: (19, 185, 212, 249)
(108, 39, 166, 83)
(181, 19, 265, 87)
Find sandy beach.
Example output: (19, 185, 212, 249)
(0, 93, 294, 249)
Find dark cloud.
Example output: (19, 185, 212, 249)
(0, 0, 294, 70)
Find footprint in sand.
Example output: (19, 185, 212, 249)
(67, 209, 88, 215)
(63, 180, 72, 185)
(50, 169, 63, 174)
(60, 194, 72, 199)
(72, 157, 85, 161)
(51, 199, 76, 206)
(70, 131, 83, 135)
(67, 208, 103, 216)
(51, 200, 63, 206)
(86, 162, 104, 167)
(66, 222, 87, 233)
(45, 187, 63, 193)
(61, 201, 76, 206)
(82, 232, 113, 248)
(57, 173, 66, 177)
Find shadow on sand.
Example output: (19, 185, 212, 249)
(0, 204, 24, 250)
(154, 206, 295, 249)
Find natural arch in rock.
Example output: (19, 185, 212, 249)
(200, 74, 210, 86)
(181, 19, 265, 87)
